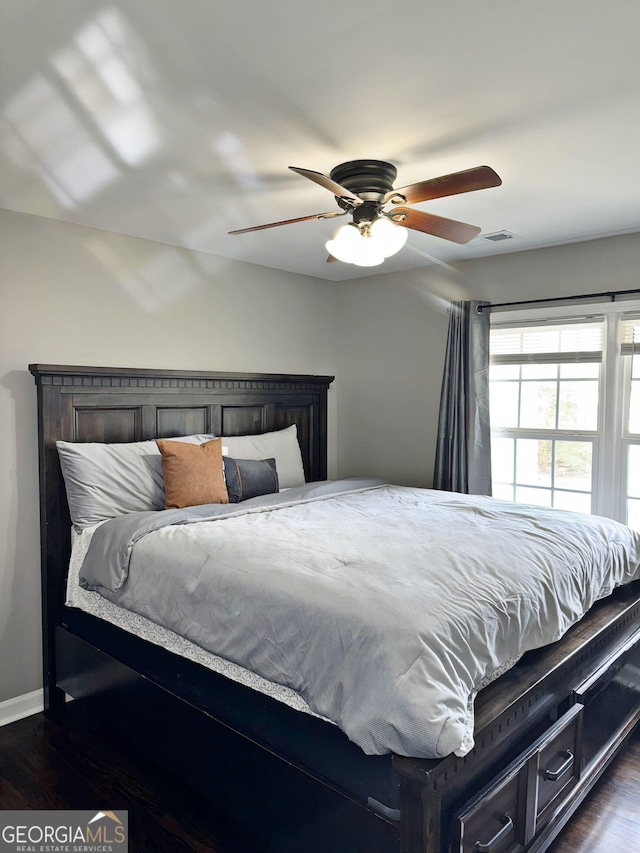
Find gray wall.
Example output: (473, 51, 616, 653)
(0, 209, 339, 703)
(456, 233, 640, 304)
(336, 265, 460, 485)
(337, 233, 640, 487)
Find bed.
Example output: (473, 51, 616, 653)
(30, 364, 640, 853)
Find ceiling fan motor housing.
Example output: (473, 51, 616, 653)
(330, 160, 398, 203)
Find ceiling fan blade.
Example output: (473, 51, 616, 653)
(386, 166, 501, 205)
(229, 211, 343, 235)
(389, 208, 481, 244)
(327, 254, 338, 263)
(289, 167, 363, 203)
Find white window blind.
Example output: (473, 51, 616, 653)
(620, 316, 640, 354)
(490, 321, 603, 364)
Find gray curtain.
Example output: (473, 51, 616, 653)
(433, 300, 492, 495)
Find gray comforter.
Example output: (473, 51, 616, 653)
(80, 479, 640, 758)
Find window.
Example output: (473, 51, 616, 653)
(489, 302, 640, 531)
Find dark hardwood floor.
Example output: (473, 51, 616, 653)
(1, 702, 638, 852)
(0, 702, 263, 853)
(548, 728, 640, 853)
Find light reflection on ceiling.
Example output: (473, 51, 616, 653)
(0, 1, 639, 281)
(51, 8, 161, 167)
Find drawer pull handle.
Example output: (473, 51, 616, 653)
(474, 814, 513, 853)
(543, 750, 574, 782)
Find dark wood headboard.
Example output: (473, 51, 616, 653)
(29, 364, 333, 710)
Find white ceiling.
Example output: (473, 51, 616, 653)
(1, 0, 639, 281)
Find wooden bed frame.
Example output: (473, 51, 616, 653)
(30, 364, 640, 853)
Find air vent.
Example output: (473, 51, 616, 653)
(481, 230, 519, 242)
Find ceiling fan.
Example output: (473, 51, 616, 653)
(228, 160, 502, 267)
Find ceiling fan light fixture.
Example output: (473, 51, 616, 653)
(351, 241, 385, 267)
(326, 224, 385, 267)
(326, 219, 405, 266)
(369, 217, 408, 258)
(325, 223, 362, 263)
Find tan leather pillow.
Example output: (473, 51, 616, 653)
(156, 438, 229, 509)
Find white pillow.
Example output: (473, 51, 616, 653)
(222, 425, 305, 489)
(57, 435, 215, 529)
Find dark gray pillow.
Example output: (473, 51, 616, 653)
(223, 457, 279, 503)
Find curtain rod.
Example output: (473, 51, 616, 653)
(476, 287, 640, 313)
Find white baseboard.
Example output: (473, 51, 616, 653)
(0, 688, 44, 727)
